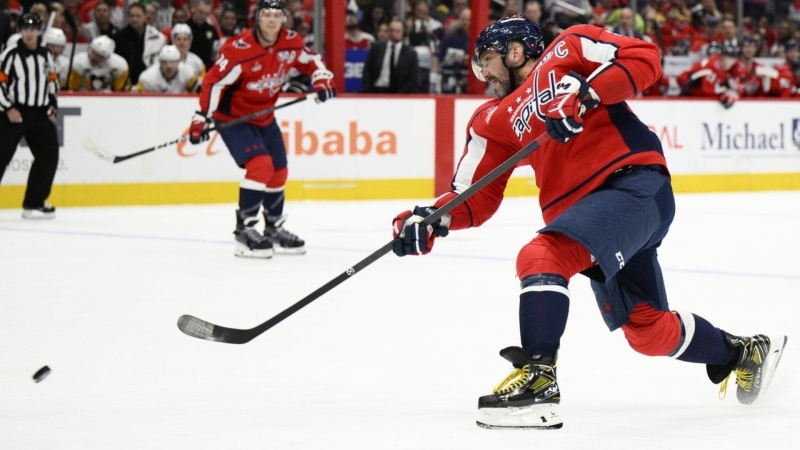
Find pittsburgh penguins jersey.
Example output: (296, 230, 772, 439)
(54, 54, 70, 88)
(198, 27, 329, 126)
(68, 52, 131, 92)
(434, 25, 667, 227)
(133, 62, 199, 93)
(182, 50, 206, 78)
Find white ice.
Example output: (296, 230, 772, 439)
(1, 192, 798, 450)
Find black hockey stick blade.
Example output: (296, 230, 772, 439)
(177, 131, 552, 344)
(82, 94, 311, 164)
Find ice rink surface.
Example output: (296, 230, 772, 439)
(1, 192, 798, 450)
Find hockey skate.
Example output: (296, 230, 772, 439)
(234, 212, 273, 259)
(263, 214, 306, 254)
(476, 346, 562, 429)
(710, 332, 788, 405)
(22, 203, 55, 220)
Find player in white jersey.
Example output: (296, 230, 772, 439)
(170, 23, 205, 80)
(44, 28, 70, 88)
(68, 35, 131, 91)
(133, 45, 199, 93)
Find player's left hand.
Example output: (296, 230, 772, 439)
(545, 71, 599, 143)
(719, 90, 738, 109)
(392, 206, 450, 257)
(312, 69, 336, 103)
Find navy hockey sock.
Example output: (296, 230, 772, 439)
(239, 187, 264, 217)
(671, 311, 738, 365)
(519, 274, 570, 357)
(262, 190, 284, 218)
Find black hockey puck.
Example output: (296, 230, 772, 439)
(33, 365, 51, 383)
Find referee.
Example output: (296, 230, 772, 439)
(0, 13, 60, 220)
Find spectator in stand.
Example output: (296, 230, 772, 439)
(660, 3, 696, 55)
(345, 9, 374, 50)
(162, 8, 188, 42)
(546, 0, 593, 29)
(0, 1, 12, 53)
(434, 6, 470, 94)
(69, 34, 131, 91)
(361, 18, 419, 93)
(59, 0, 90, 43)
(358, 3, 389, 36)
(791, 0, 800, 24)
(83, 1, 119, 40)
(442, 0, 468, 34)
(154, 0, 176, 31)
(187, 0, 218, 69)
(689, 15, 723, 59)
(171, 23, 205, 79)
(408, 0, 443, 93)
(720, 17, 738, 47)
(612, 7, 645, 40)
(113, 2, 166, 85)
(693, 0, 722, 24)
(375, 22, 389, 41)
(677, 42, 744, 108)
(217, 5, 242, 48)
(593, 0, 618, 28)
(133, 44, 199, 92)
(144, 3, 159, 29)
(524, 1, 555, 48)
(44, 27, 69, 87)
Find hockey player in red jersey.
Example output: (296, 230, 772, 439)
(390, 16, 787, 429)
(189, 0, 336, 258)
(677, 42, 745, 108)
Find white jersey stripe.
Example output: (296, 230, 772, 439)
(452, 127, 487, 194)
(207, 64, 242, 114)
(670, 311, 696, 359)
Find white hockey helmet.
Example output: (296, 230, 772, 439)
(158, 45, 181, 62)
(45, 28, 67, 47)
(171, 23, 192, 41)
(90, 35, 116, 59)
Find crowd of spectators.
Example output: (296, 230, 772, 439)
(1, 0, 799, 98)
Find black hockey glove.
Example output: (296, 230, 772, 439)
(391, 206, 449, 256)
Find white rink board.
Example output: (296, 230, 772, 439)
(454, 98, 800, 176)
(1, 96, 436, 185)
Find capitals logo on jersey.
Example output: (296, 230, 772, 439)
(247, 69, 290, 95)
(511, 71, 558, 140)
(277, 51, 296, 63)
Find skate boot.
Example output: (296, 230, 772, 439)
(22, 203, 56, 220)
(263, 214, 306, 254)
(234, 212, 273, 259)
(476, 346, 562, 429)
(709, 332, 787, 405)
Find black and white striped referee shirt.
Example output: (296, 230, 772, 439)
(0, 39, 58, 112)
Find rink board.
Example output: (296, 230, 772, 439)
(1, 95, 799, 208)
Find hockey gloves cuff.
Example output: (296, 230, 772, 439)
(189, 111, 212, 145)
(720, 90, 739, 109)
(312, 69, 337, 103)
(545, 71, 599, 143)
(392, 206, 450, 256)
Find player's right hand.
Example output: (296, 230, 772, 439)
(544, 72, 599, 143)
(392, 206, 449, 257)
(189, 112, 212, 145)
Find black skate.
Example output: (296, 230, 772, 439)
(476, 346, 562, 429)
(709, 332, 787, 405)
(22, 203, 55, 220)
(263, 214, 306, 254)
(234, 212, 273, 259)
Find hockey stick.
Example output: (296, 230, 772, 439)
(82, 94, 312, 164)
(177, 131, 553, 344)
(62, 10, 78, 92)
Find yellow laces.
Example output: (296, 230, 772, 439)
(492, 365, 530, 394)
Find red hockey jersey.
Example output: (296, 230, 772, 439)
(676, 55, 746, 98)
(199, 28, 328, 126)
(435, 25, 667, 227)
